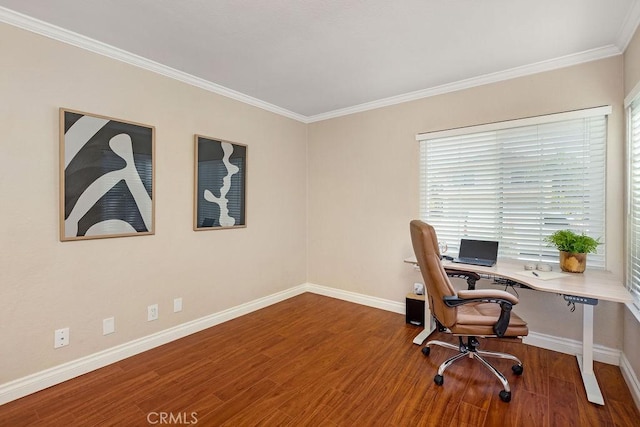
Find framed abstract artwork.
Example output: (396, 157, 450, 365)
(194, 135, 247, 230)
(59, 108, 155, 241)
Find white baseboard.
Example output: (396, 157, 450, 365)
(523, 331, 622, 366)
(2, 282, 639, 411)
(309, 285, 621, 365)
(317, 284, 639, 410)
(305, 282, 405, 314)
(621, 353, 640, 410)
(0, 284, 307, 406)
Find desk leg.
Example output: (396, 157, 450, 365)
(577, 304, 605, 405)
(413, 305, 435, 345)
(413, 327, 432, 345)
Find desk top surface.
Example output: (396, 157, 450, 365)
(404, 256, 632, 303)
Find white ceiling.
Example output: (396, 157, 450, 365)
(1, 0, 640, 122)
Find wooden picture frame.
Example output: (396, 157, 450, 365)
(194, 135, 247, 230)
(60, 108, 155, 241)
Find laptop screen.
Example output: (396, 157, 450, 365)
(458, 239, 499, 261)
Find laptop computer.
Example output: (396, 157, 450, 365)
(452, 239, 499, 267)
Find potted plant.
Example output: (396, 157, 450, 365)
(544, 230, 601, 273)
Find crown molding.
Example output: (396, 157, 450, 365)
(307, 45, 622, 123)
(0, 7, 308, 123)
(0, 6, 630, 125)
(616, 0, 640, 52)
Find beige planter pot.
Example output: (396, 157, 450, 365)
(559, 251, 587, 273)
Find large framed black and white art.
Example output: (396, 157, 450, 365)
(60, 109, 155, 241)
(194, 135, 247, 230)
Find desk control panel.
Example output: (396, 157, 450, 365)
(563, 294, 599, 306)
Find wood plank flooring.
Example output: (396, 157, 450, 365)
(1, 293, 639, 426)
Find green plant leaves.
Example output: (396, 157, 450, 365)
(544, 230, 601, 254)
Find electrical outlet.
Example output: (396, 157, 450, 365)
(173, 297, 183, 313)
(147, 304, 158, 321)
(103, 317, 115, 335)
(54, 327, 70, 348)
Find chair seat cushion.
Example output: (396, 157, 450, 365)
(450, 302, 529, 337)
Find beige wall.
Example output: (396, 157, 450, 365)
(308, 56, 626, 348)
(624, 24, 640, 383)
(0, 23, 307, 383)
(2, 15, 639, 392)
(625, 24, 640, 96)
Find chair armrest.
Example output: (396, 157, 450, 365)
(443, 289, 519, 337)
(444, 268, 482, 290)
(457, 289, 519, 304)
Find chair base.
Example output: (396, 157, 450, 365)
(422, 336, 523, 403)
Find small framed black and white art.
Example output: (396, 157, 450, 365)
(194, 135, 247, 230)
(60, 108, 155, 241)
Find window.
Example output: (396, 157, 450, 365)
(628, 97, 640, 304)
(417, 106, 610, 268)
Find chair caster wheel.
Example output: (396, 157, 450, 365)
(422, 346, 430, 356)
(434, 375, 444, 386)
(499, 390, 511, 402)
(512, 364, 523, 375)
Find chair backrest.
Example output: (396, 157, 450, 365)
(410, 220, 458, 327)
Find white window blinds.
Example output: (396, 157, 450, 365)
(628, 99, 640, 303)
(418, 107, 609, 268)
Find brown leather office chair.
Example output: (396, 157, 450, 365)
(409, 220, 529, 402)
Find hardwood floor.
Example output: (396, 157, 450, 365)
(1, 293, 638, 426)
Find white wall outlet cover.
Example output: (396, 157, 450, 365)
(173, 297, 183, 313)
(103, 317, 115, 335)
(147, 304, 158, 321)
(54, 327, 70, 348)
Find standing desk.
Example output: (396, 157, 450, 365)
(404, 257, 633, 405)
